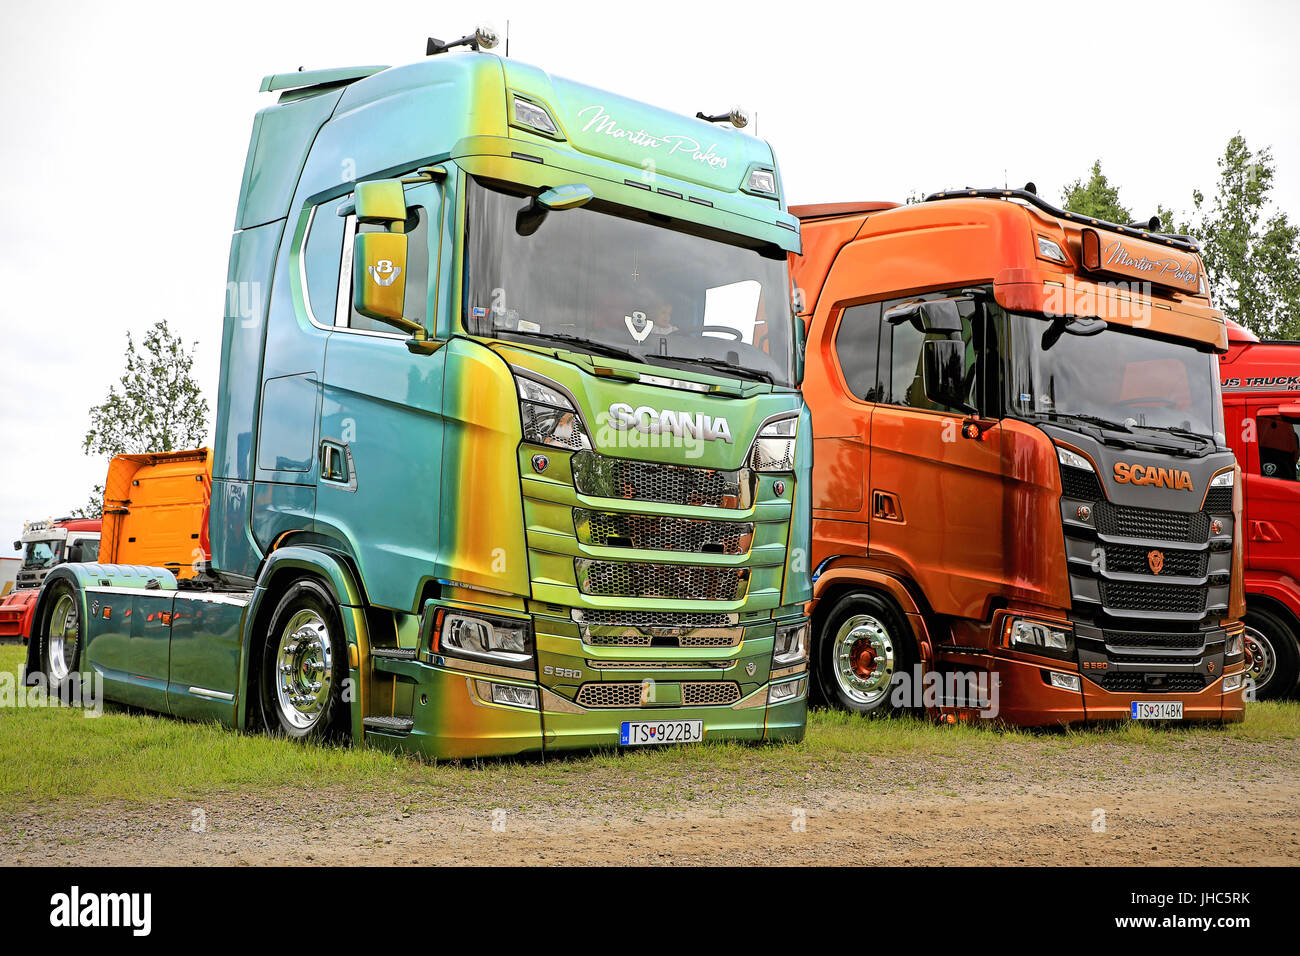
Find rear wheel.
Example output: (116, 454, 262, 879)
(813, 592, 914, 715)
(1242, 607, 1300, 700)
(39, 580, 82, 690)
(259, 579, 349, 740)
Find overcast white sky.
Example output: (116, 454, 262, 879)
(2, 0, 1298, 546)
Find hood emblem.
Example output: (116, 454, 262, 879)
(625, 310, 653, 343)
(746, 662, 757, 676)
(1147, 550, 1165, 575)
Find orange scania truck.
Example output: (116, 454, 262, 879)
(791, 188, 1247, 725)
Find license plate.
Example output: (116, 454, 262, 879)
(1131, 701, 1184, 720)
(619, 719, 704, 746)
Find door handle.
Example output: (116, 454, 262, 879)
(319, 439, 357, 492)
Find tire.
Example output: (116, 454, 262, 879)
(812, 591, 914, 715)
(258, 579, 349, 740)
(38, 579, 83, 692)
(1242, 606, 1300, 701)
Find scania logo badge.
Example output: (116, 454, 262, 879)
(1113, 461, 1194, 492)
(1147, 550, 1165, 575)
(746, 662, 757, 676)
(773, 480, 786, 497)
(531, 454, 549, 474)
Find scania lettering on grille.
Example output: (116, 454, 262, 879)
(606, 402, 733, 443)
(1113, 462, 1194, 492)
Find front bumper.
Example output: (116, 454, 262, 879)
(362, 605, 809, 759)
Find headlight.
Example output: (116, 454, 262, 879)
(511, 95, 560, 137)
(773, 620, 809, 665)
(750, 416, 798, 472)
(515, 374, 591, 450)
(1226, 630, 1244, 657)
(1056, 446, 1094, 472)
(1210, 470, 1235, 488)
(439, 611, 534, 664)
(1006, 618, 1073, 654)
(1222, 673, 1243, 693)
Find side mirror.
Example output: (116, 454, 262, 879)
(923, 339, 974, 413)
(12, 540, 20, 552)
(350, 179, 426, 340)
(886, 298, 965, 333)
(516, 183, 594, 236)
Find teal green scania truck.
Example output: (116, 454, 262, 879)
(26, 33, 812, 757)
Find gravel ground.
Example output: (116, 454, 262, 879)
(5, 733, 1296, 866)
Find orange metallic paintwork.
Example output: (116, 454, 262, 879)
(101, 449, 212, 578)
(794, 198, 1236, 725)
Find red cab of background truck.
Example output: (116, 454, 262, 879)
(0, 517, 102, 641)
(1220, 320, 1300, 697)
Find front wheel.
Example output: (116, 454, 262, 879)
(813, 592, 914, 715)
(259, 579, 349, 740)
(39, 580, 82, 691)
(1242, 607, 1300, 700)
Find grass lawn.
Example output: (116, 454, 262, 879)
(3, 642, 1298, 809)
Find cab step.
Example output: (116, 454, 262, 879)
(363, 716, 414, 734)
(370, 647, 418, 660)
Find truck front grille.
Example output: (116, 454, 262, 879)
(1094, 502, 1209, 543)
(1093, 672, 1208, 694)
(1104, 544, 1207, 577)
(682, 682, 742, 705)
(577, 610, 737, 628)
(575, 559, 750, 601)
(1103, 629, 1208, 650)
(574, 508, 753, 555)
(571, 451, 749, 509)
(1203, 486, 1233, 513)
(574, 681, 741, 708)
(1099, 581, 1207, 614)
(1060, 466, 1104, 500)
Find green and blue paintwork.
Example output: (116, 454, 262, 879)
(35, 51, 811, 757)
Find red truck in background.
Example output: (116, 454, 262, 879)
(0, 517, 102, 641)
(1221, 320, 1300, 698)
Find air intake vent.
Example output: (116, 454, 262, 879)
(574, 509, 754, 554)
(575, 559, 750, 601)
(571, 451, 749, 509)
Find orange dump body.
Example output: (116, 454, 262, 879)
(100, 448, 213, 578)
(792, 195, 1246, 726)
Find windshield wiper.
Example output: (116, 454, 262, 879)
(1131, 422, 1216, 448)
(501, 330, 647, 365)
(1041, 411, 1133, 433)
(651, 354, 775, 384)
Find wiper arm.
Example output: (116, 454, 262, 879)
(503, 330, 647, 365)
(1132, 423, 1215, 447)
(1042, 411, 1132, 433)
(652, 354, 775, 384)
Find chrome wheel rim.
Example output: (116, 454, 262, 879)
(47, 593, 78, 682)
(833, 614, 895, 706)
(1243, 626, 1276, 694)
(274, 609, 333, 731)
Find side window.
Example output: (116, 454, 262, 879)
(75, 538, 100, 562)
(833, 302, 883, 401)
(1257, 414, 1300, 481)
(340, 203, 431, 335)
(302, 201, 346, 327)
(879, 291, 982, 414)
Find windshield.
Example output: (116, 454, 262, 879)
(464, 179, 795, 386)
(1005, 312, 1225, 444)
(22, 539, 61, 570)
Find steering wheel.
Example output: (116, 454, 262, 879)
(700, 325, 743, 342)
